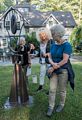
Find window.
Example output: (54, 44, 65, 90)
(5, 21, 10, 30)
(0, 40, 3, 47)
(17, 22, 20, 30)
(18, 8, 29, 14)
(49, 21, 53, 26)
(24, 8, 29, 13)
(3, 39, 7, 47)
(0, 41, 1, 47)
(0, 23, 2, 29)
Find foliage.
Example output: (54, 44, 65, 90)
(4, 0, 14, 8)
(9, 37, 18, 50)
(0, 0, 82, 23)
(70, 25, 82, 51)
(0, 3, 6, 12)
(26, 33, 40, 51)
(0, 0, 14, 12)
(31, 0, 82, 24)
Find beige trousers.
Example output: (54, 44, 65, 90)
(49, 69, 68, 109)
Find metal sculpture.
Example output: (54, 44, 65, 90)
(9, 54, 29, 106)
(4, 8, 33, 108)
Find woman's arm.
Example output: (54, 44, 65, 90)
(57, 53, 69, 67)
(48, 53, 60, 69)
(28, 52, 31, 67)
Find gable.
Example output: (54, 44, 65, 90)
(52, 11, 76, 27)
(41, 11, 76, 28)
(0, 5, 76, 28)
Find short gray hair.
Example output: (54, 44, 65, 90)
(17, 37, 26, 45)
(50, 24, 65, 38)
(20, 37, 25, 42)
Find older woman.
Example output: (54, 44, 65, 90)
(36, 28, 53, 91)
(15, 37, 31, 76)
(46, 24, 74, 116)
(16, 37, 31, 65)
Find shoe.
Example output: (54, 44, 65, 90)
(46, 107, 54, 117)
(36, 85, 43, 92)
(56, 105, 64, 112)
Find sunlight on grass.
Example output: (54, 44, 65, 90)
(0, 63, 82, 120)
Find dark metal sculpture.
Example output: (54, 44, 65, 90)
(4, 8, 33, 108)
(9, 55, 29, 106)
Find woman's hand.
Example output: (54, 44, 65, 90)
(52, 63, 60, 69)
(42, 53, 48, 57)
(30, 44, 35, 50)
(28, 63, 31, 68)
(48, 67, 54, 74)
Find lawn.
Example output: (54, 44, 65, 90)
(0, 63, 82, 120)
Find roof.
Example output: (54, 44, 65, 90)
(14, 2, 45, 27)
(51, 11, 76, 27)
(41, 11, 76, 27)
(23, 10, 45, 27)
(0, 3, 76, 28)
(14, 2, 31, 8)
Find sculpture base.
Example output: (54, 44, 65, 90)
(4, 96, 34, 109)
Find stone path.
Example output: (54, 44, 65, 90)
(71, 55, 82, 62)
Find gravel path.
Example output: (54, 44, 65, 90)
(0, 56, 82, 66)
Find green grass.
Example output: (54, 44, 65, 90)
(0, 63, 82, 120)
(73, 52, 82, 56)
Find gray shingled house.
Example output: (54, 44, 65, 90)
(0, 2, 76, 51)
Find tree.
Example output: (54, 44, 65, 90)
(25, 0, 31, 2)
(31, 0, 82, 24)
(70, 25, 82, 51)
(3, 0, 14, 8)
(0, 0, 81, 24)
(0, 3, 6, 12)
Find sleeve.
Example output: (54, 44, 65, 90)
(15, 45, 20, 53)
(63, 43, 72, 55)
(46, 41, 50, 53)
(28, 52, 31, 64)
(37, 48, 40, 57)
(15, 46, 18, 51)
(25, 44, 30, 52)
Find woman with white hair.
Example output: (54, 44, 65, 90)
(46, 24, 74, 116)
(15, 37, 31, 75)
(36, 28, 53, 92)
(16, 37, 31, 65)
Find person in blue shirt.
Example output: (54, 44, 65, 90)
(46, 24, 74, 117)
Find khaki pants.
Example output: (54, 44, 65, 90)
(49, 69, 68, 109)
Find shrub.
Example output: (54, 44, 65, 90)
(25, 33, 40, 51)
(70, 25, 82, 52)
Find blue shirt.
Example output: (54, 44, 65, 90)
(50, 41, 72, 63)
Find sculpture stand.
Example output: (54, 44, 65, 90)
(4, 61, 33, 109)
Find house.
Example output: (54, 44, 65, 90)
(0, 2, 76, 53)
(42, 11, 76, 35)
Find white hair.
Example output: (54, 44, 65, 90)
(17, 37, 26, 45)
(36, 27, 52, 42)
(50, 24, 65, 38)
